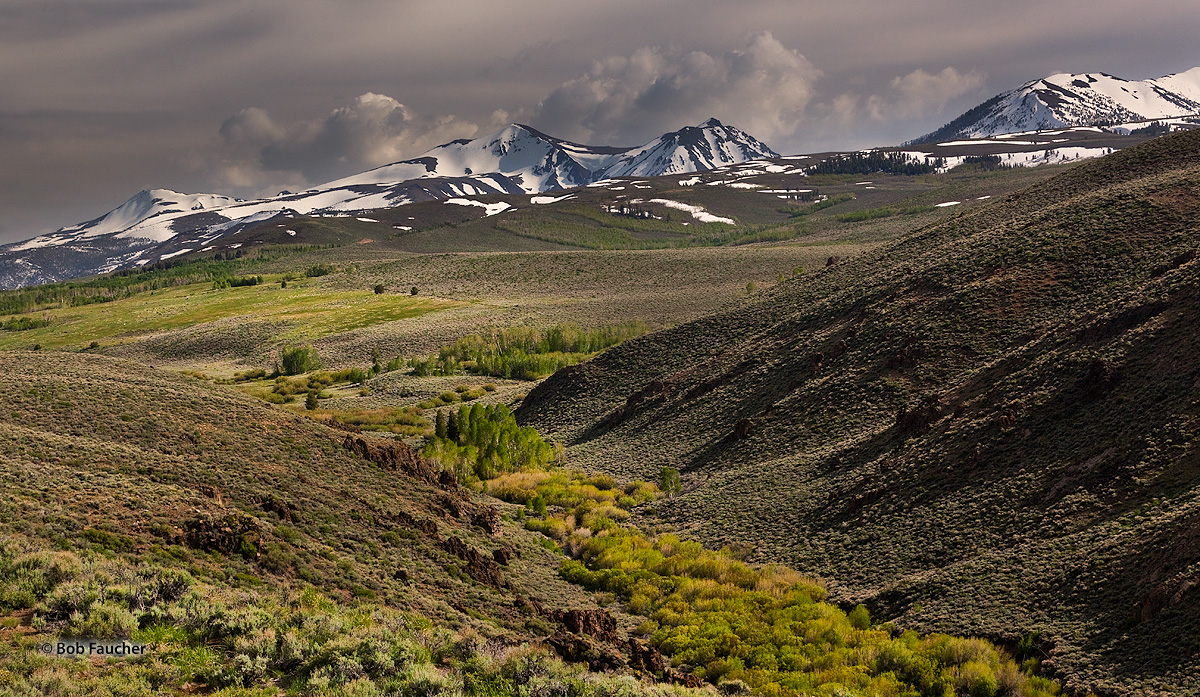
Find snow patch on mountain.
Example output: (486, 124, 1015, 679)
(531, 194, 575, 204)
(901, 145, 1113, 171)
(645, 198, 735, 225)
(445, 199, 512, 216)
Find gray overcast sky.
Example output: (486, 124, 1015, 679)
(2, 0, 1198, 244)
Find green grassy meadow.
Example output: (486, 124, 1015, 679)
(0, 277, 462, 352)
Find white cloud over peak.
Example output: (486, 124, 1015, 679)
(531, 31, 821, 146)
(210, 93, 492, 190)
(865, 67, 986, 120)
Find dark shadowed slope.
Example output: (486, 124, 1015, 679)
(519, 130, 1200, 695)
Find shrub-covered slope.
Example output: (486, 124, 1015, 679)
(0, 352, 741, 694)
(0, 352, 598, 640)
(0, 353, 1063, 696)
(519, 130, 1200, 695)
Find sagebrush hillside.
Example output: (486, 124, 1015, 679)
(0, 351, 587, 627)
(0, 352, 719, 695)
(0, 353, 1065, 697)
(518, 129, 1200, 695)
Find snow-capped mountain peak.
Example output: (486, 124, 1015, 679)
(602, 118, 779, 178)
(324, 123, 593, 191)
(8, 189, 239, 254)
(78, 189, 240, 241)
(325, 118, 774, 193)
(911, 68, 1200, 143)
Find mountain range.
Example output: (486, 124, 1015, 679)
(912, 68, 1200, 143)
(5, 68, 1200, 291)
(0, 119, 775, 289)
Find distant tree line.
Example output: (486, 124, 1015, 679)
(961, 155, 1012, 171)
(211, 275, 264, 289)
(602, 203, 666, 220)
(0, 316, 50, 331)
(805, 152, 944, 176)
(407, 322, 651, 380)
(1131, 121, 1173, 137)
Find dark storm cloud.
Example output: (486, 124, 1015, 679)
(2, 0, 1199, 243)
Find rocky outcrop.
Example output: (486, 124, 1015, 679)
(546, 631, 625, 672)
(551, 608, 619, 643)
(627, 638, 669, 674)
(342, 435, 457, 492)
(440, 536, 504, 588)
(472, 505, 502, 536)
(251, 493, 297, 522)
(183, 512, 262, 557)
(396, 511, 438, 535)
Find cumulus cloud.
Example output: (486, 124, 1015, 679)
(863, 67, 986, 120)
(208, 93, 492, 193)
(531, 31, 821, 146)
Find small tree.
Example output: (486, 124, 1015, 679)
(435, 410, 449, 439)
(745, 281, 757, 294)
(660, 466, 681, 496)
(305, 391, 318, 410)
(410, 286, 419, 296)
(279, 345, 321, 375)
(374, 283, 385, 294)
(848, 604, 871, 630)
